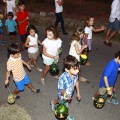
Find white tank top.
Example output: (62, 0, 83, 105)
(28, 34, 39, 53)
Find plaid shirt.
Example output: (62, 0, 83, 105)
(58, 72, 78, 100)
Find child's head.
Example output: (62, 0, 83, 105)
(18, 0, 25, 11)
(63, 55, 80, 75)
(71, 28, 84, 42)
(46, 26, 59, 40)
(7, 43, 20, 58)
(7, 12, 13, 20)
(85, 15, 94, 27)
(27, 24, 38, 36)
(115, 50, 120, 64)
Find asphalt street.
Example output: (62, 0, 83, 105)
(0, 27, 120, 120)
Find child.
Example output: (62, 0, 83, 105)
(93, 50, 120, 105)
(17, 0, 29, 51)
(83, 16, 105, 65)
(5, 43, 40, 99)
(41, 26, 62, 85)
(0, 10, 5, 45)
(50, 55, 81, 120)
(69, 28, 88, 82)
(5, 12, 17, 43)
(24, 24, 43, 72)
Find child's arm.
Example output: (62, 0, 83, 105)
(38, 39, 43, 46)
(93, 26, 105, 32)
(104, 76, 112, 95)
(5, 26, 9, 34)
(57, 0, 63, 6)
(74, 44, 87, 55)
(84, 33, 88, 45)
(43, 45, 58, 60)
(5, 70, 10, 85)
(18, 16, 29, 25)
(22, 60, 31, 70)
(75, 80, 81, 100)
(24, 37, 36, 48)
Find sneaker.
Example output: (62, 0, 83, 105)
(63, 31, 68, 35)
(50, 101, 55, 112)
(0, 41, 4, 45)
(107, 98, 119, 105)
(66, 115, 75, 120)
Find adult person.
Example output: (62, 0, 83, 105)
(104, 0, 120, 47)
(55, 0, 68, 35)
(3, 0, 17, 20)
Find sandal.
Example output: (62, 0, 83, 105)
(104, 41, 112, 47)
(32, 89, 40, 94)
(37, 68, 43, 72)
(53, 76, 59, 79)
(85, 62, 90, 66)
(41, 78, 45, 85)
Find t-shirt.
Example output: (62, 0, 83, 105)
(42, 38, 62, 60)
(28, 34, 39, 53)
(5, 19, 17, 32)
(99, 59, 120, 88)
(58, 72, 78, 100)
(17, 10, 29, 35)
(55, 0, 63, 13)
(3, 0, 16, 20)
(7, 54, 26, 82)
(84, 26, 93, 39)
(69, 40, 81, 62)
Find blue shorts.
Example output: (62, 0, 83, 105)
(0, 26, 4, 35)
(15, 74, 30, 91)
(109, 19, 120, 32)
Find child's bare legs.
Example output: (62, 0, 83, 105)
(27, 83, 36, 92)
(13, 35, 16, 42)
(105, 28, 117, 43)
(33, 59, 42, 72)
(27, 58, 34, 67)
(41, 65, 50, 85)
(13, 88, 19, 97)
(0, 34, 4, 45)
(19, 41, 24, 51)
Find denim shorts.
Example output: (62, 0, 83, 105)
(109, 19, 120, 32)
(0, 26, 4, 35)
(15, 74, 30, 91)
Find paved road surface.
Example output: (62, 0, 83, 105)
(0, 27, 120, 120)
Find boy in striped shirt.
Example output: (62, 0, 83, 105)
(5, 43, 40, 99)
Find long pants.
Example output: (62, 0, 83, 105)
(55, 12, 65, 33)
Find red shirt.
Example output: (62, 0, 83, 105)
(17, 10, 29, 35)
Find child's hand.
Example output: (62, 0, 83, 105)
(53, 56, 59, 60)
(26, 16, 29, 20)
(100, 25, 105, 31)
(27, 64, 31, 70)
(63, 92, 68, 100)
(107, 90, 112, 95)
(32, 44, 37, 47)
(76, 94, 81, 101)
(83, 45, 87, 49)
(5, 80, 9, 85)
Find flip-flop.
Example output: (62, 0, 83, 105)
(37, 68, 43, 72)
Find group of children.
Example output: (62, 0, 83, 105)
(1, 1, 120, 120)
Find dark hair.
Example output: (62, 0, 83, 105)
(7, 43, 20, 55)
(115, 50, 120, 58)
(46, 26, 59, 39)
(63, 55, 80, 70)
(71, 27, 84, 42)
(18, 0, 25, 6)
(7, 12, 13, 18)
(85, 15, 94, 27)
(27, 24, 38, 34)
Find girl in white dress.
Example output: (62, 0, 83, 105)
(69, 28, 88, 82)
(41, 26, 62, 85)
